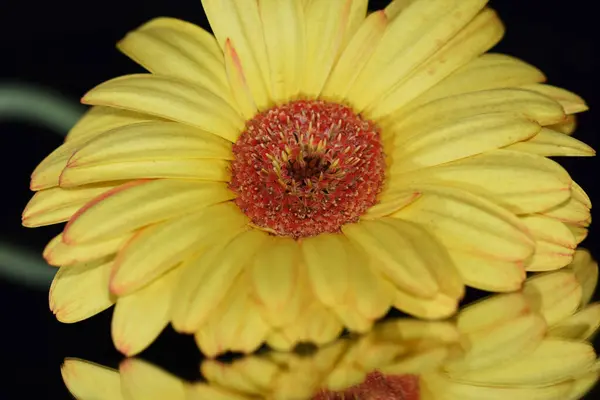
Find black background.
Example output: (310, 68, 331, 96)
(1, 0, 598, 398)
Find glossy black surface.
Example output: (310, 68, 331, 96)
(1, 0, 598, 398)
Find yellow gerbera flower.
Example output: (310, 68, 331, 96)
(61, 251, 600, 399)
(23, 0, 594, 356)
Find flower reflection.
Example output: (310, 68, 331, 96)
(62, 250, 599, 399)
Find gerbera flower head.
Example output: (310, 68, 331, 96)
(61, 252, 600, 399)
(229, 100, 386, 238)
(23, 0, 594, 356)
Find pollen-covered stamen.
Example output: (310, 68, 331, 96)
(230, 100, 385, 239)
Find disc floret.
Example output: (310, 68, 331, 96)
(230, 100, 386, 238)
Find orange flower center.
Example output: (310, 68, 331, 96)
(229, 100, 386, 239)
(313, 372, 420, 400)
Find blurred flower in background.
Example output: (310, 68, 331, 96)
(20, 0, 594, 357)
(61, 250, 599, 399)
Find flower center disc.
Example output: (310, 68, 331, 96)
(230, 100, 386, 239)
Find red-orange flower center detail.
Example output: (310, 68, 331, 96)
(313, 372, 420, 400)
(230, 100, 386, 239)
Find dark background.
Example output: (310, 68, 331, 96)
(1, 0, 598, 398)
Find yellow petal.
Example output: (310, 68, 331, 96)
(171, 229, 268, 332)
(355, 324, 453, 375)
(266, 329, 297, 352)
(117, 17, 232, 104)
(388, 113, 540, 174)
(568, 224, 589, 244)
(322, 343, 370, 391)
(201, 0, 272, 110)
(303, 0, 350, 97)
(342, 218, 443, 299)
(449, 251, 526, 292)
(421, 371, 574, 400)
(569, 249, 598, 307)
(392, 289, 459, 319)
(31, 107, 161, 190)
(368, 7, 504, 119)
(223, 39, 257, 119)
(22, 184, 116, 227)
(119, 359, 187, 400)
(549, 114, 577, 135)
(195, 273, 269, 356)
(392, 149, 571, 215)
(363, 190, 421, 219)
(259, 0, 305, 102)
(290, 301, 344, 346)
(267, 343, 347, 398)
(374, 318, 461, 348)
(342, 0, 369, 47)
(81, 74, 244, 142)
(61, 359, 123, 400)
(49, 258, 115, 323)
(383, 0, 416, 20)
(112, 267, 182, 356)
(201, 357, 276, 395)
(59, 158, 230, 187)
(262, 260, 313, 335)
(412, 53, 546, 107)
(387, 89, 565, 140)
(110, 202, 247, 296)
(45, 233, 131, 267)
(549, 303, 600, 341)
(347, 0, 488, 111)
(186, 383, 249, 400)
(192, 323, 221, 359)
(445, 313, 547, 374)
(127, 16, 222, 56)
(229, 299, 271, 355)
(505, 127, 595, 157)
(269, 264, 343, 348)
(321, 10, 387, 101)
(42, 234, 63, 267)
(572, 181, 592, 208)
(66, 106, 161, 143)
(331, 305, 374, 333)
(30, 137, 97, 191)
(67, 121, 233, 167)
(566, 372, 600, 400)
(331, 335, 398, 380)
(301, 233, 353, 307)
(542, 194, 591, 227)
(251, 237, 301, 325)
(391, 185, 535, 262)
(63, 180, 235, 244)
(520, 83, 589, 115)
(521, 215, 577, 272)
(454, 338, 596, 386)
(381, 347, 452, 375)
(344, 249, 394, 321)
(266, 330, 297, 352)
(457, 292, 531, 332)
(522, 271, 583, 326)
